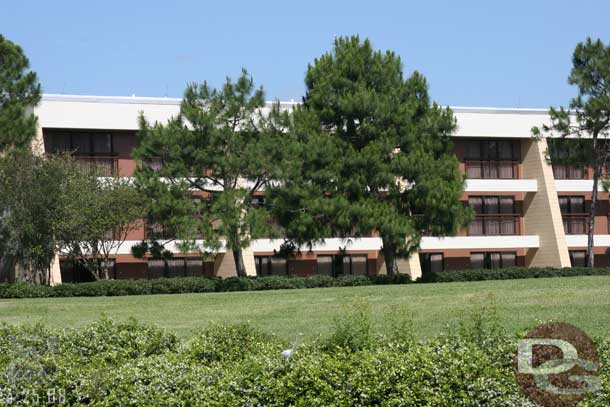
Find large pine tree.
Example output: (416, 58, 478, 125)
(533, 37, 610, 268)
(269, 36, 471, 275)
(133, 70, 293, 277)
(0, 34, 41, 151)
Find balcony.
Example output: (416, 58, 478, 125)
(146, 223, 176, 240)
(75, 156, 119, 177)
(562, 214, 589, 235)
(468, 214, 520, 236)
(465, 160, 519, 179)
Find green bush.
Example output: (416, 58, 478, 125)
(0, 316, 607, 406)
(420, 266, 610, 283)
(2, 265, 608, 300)
(0, 273, 411, 299)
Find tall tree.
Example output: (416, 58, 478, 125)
(0, 35, 42, 280)
(533, 38, 610, 268)
(133, 70, 292, 277)
(0, 152, 91, 283)
(61, 178, 145, 280)
(268, 36, 471, 275)
(0, 34, 41, 151)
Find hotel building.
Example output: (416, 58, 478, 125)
(33, 94, 605, 284)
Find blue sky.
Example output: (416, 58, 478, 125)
(3, 0, 610, 107)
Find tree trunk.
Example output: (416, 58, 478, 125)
(382, 236, 399, 275)
(102, 264, 111, 280)
(587, 163, 600, 268)
(0, 255, 16, 283)
(232, 247, 247, 277)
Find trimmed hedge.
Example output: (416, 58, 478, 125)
(1, 316, 609, 406)
(1, 266, 608, 299)
(420, 266, 610, 283)
(0, 273, 412, 299)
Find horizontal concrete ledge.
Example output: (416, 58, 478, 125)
(77, 240, 229, 255)
(252, 238, 383, 252)
(465, 179, 537, 192)
(67, 235, 543, 256)
(565, 234, 610, 248)
(420, 235, 540, 250)
(555, 180, 603, 192)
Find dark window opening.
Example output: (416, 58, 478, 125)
(470, 252, 516, 269)
(420, 253, 444, 274)
(464, 139, 520, 179)
(559, 196, 587, 234)
(569, 251, 587, 267)
(315, 254, 367, 277)
(468, 196, 518, 235)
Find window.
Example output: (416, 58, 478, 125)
(549, 140, 586, 179)
(468, 196, 516, 235)
(569, 251, 587, 267)
(270, 258, 288, 275)
(316, 256, 333, 275)
(147, 258, 206, 278)
(349, 255, 367, 275)
(255, 256, 272, 276)
(559, 196, 587, 234)
(166, 259, 186, 277)
(470, 252, 516, 269)
(464, 140, 519, 179)
(49, 132, 114, 156)
(147, 259, 166, 279)
(185, 259, 205, 277)
(420, 253, 444, 274)
(315, 255, 367, 276)
(251, 196, 265, 207)
(559, 196, 585, 214)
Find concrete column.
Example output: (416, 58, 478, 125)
(521, 138, 571, 267)
(213, 246, 257, 278)
(378, 252, 422, 280)
(49, 253, 62, 286)
(397, 253, 422, 280)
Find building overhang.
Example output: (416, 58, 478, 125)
(464, 179, 537, 193)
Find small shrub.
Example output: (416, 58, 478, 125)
(304, 275, 337, 288)
(324, 300, 374, 352)
(184, 323, 277, 363)
(420, 266, 610, 283)
(336, 274, 372, 286)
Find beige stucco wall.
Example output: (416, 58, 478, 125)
(49, 253, 62, 286)
(521, 139, 571, 267)
(378, 253, 422, 280)
(213, 247, 257, 278)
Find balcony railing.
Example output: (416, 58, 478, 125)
(146, 223, 176, 240)
(468, 214, 520, 236)
(464, 160, 519, 179)
(562, 214, 589, 234)
(75, 156, 119, 177)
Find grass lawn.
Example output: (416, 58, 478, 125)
(1, 276, 609, 340)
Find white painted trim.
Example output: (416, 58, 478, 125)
(251, 238, 383, 252)
(555, 180, 604, 192)
(73, 240, 229, 255)
(420, 235, 539, 250)
(565, 234, 610, 247)
(465, 179, 537, 192)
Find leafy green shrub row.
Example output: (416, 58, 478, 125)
(0, 313, 608, 406)
(0, 273, 412, 299)
(1, 266, 608, 299)
(420, 266, 610, 283)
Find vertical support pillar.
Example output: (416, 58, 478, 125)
(521, 138, 571, 267)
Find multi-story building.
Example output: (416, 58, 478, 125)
(34, 94, 605, 284)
